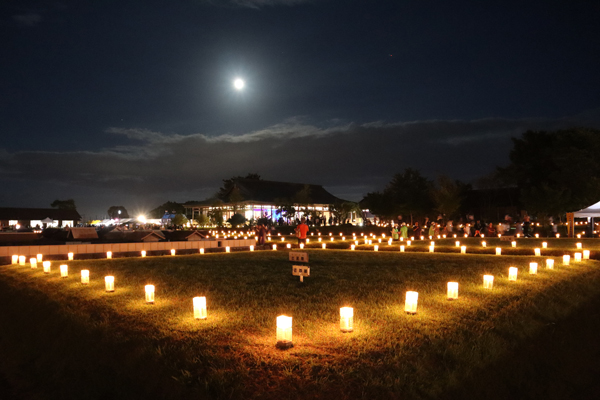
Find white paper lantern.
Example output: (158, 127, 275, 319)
(483, 275, 494, 289)
(447, 282, 458, 300)
(508, 267, 518, 281)
(81, 270, 89, 284)
(193, 296, 207, 319)
(404, 291, 418, 314)
(340, 307, 354, 332)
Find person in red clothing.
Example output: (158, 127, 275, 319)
(295, 217, 309, 245)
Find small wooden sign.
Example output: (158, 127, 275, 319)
(292, 265, 310, 277)
(289, 252, 309, 263)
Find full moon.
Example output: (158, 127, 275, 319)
(233, 78, 245, 90)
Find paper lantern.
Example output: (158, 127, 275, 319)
(411, 236, 415, 241)
(106, 251, 112, 259)
(583, 250, 590, 260)
(105, 276, 115, 292)
(68, 252, 74, 261)
(430, 241, 435, 246)
(453, 234, 457, 238)
(400, 245, 405, 252)
(141, 250, 146, 257)
(318, 238, 322, 242)
(443, 234, 447, 238)
(354, 240, 358, 245)
(299, 243, 305, 249)
(36, 254, 43, 262)
(461, 245, 466, 254)
(388, 239, 392, 245)
(43, 261, 51, 274)
(529, 262, 538, 275)
(481, 241, 486, 247)
(145, 285, 155, 303)
(508, 267, 518, 281)
(481, 234, 485, 238)
(343, 237, 346, 241)
(516, 234, 520, 238)
(19, 256, 26, 266)
(276, 315, 293, 349)
(81, 270, 89, 284)
(542, 242, 547, 249)
(273, 245, 277, 251)
(556, 233, 560, 238)
(250, 245, 254, 251)
(286, 244, 291, 249)
(30, 258, 37, 269)
(546, 259, 554, 269)
(563, 255, 570, 265)
(225, 246, 231, 252)
(447, 282, 458, 300)
(405, 291, 418, 314)
(483, 275, 494, 289)
(534, 248, 541, 256)
(340, 307, 354, 332)
(511, 241, 516, 248)
(200, 248, 205, 254)
(429, 245, 434, 253)
(374, 245, 378, 252)
(351, 244, 355, 250)
(171, 249, 176, 256)
(60, 264, 68, 278)
(574, 252, 582, 262)
(407, 240, 412, 246)
(193, 296, 207, 319)
(420, 236, 424, 240)
(576, 243, 582, 249)
(306, 239, 310, 243)
(322, 243, 326, 249)
(496, 248, 501, 256)
(535, 233, 539, 238)
(281, 237, 285, 242)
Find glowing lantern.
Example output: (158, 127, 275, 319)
(420, 236, 424, 240)
(105, 276, 115, 292)
(481, 241, 486, 247)
(563, 255, 570, 265)
(299, 243, 305, 249)
(447, 282, 458, 300)
(30, 258, 37, 269)
(583, 250, 590, 260)
(171, 249, 176, 256)
(281, 237, 285, 242)
(496, 248, 502, 256)
(430, 241, 435, 246)
(19, 256, 26, 266)
(306, 239, 310, 243)
(546, 259, 554, 269)
(576, 243, 582, 249)
(145, 285, 155, 303)
(407, 240, 412, 246)
(443, 234, 447, 238)
(141, 250, 146, 257)
(405, 291, 418, 314)
(429, 245, 434, 253)
(193, 296, 207, 319)
(535, 233, 539, 238)
(273, 245, 277, 251)
(250, 245, 254, 251)
(511, 241, 516, 248)
(411, 236, 415, 241)
(483, 275, 494, 289)
(388, 239, 392, 245)
(516, 234, 520, 238)
(368, 240, 372, 245)
(453, 234, 457, 238)
(226, 246, 231, 252)
(529, 262, 538, 275)
(322, 243, 326, 249)
(374, 245, 378, 252)
(276, 315, 293, 349)
(318, 238, 322, 242)
(354, 240, 358, 245)
(340, 307, 354, 332)
(200, 248, 205, 254)
(400, 245, 405, 252)
(81, 270, 89, 284)
(461, 245, 466, 254)
(481, 234, 485, 238)
(556, 233, 560, 238)
(508, 267, 518, 281)
(542, 242, 547, 249)
(107, 251, 112, 259)
(36, 254, 43, 262)
(60, 264, 68, 278)
(343, 237, 346, 241)
(351, 244, 355, 250)
(286, 244, 291, 249)
(43, 261, 51, 274)
(574, 252, 582, 262)
(534, 248, 541, 256)
(67, 252, 73, 261)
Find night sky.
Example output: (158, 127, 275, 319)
(2, 0, 600, 219)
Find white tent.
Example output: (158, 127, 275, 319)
(573, 201, 600, 217)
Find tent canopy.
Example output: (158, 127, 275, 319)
(573, 201, 600, 217)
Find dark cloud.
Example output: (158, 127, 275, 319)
(11, 12, 42, 26)
(2, 111, 599, 219)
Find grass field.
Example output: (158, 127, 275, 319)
(1, 238, 600, 399)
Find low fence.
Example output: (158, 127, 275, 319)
(0, 239, 256, 260)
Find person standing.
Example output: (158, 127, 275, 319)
(295, 217, 309, 245)
(400, 222, 408, 239)
(392, 225, 399, 241)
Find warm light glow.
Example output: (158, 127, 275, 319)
(226, 246, 231, 252)
(400, 245, 405, 252)
(68, 252, 74, 261)
(276, 315, 293, 348)
(105, 276, 115, 292)
(233, 78, 245, 90)
(407, 240, 411, 246)
(200, 248, 205, 254)
(286, 244, 291, 249)
(535, 233, 539, 238)
(36, 254, 43, 262)
(574, 252, 582, 262)
(429, 245, 434, 253)
(106, 251, 112, 259)
(447, 282, 458, 300)
(43, 261, 51, 274)
(318, 238, 322, 242)
(556, 233, 560, 238)
(496, 248, 501, 255)
(583, 250, 590, 259)
(81, 270, 89, 284)
(374, 245, 378, 252)
(351, 244, 355, 250)
(145, 285, 155, 303)
(299, 243, 304, 249)
(322, 243, 326, 249)
(511, 241, 516, 248)
(19, 256, 26, 266)
(481, 241, 486, 247)
(281, 237, 285, 242)
(193, 296, 207, 319)
(461, 245, 466, 254)
(405, 291, 418, 314)
(138, 215, 147, 224)
(272, 244, 277, 251)
(529, 262, 538, 275)
(30, 258, 37, 269)
(563, 255, 570, 265)
(508, 267, 518, 281)
(141, 250, 146, 257)
(340, 307, 354, 332)
(483, 275, 494, 289)
(576, 243, 582, 249)
(542, 242, 547, 248)
(546, 259, 554, 269)
(249, 245, 254, 251)
(171, 249, 176, 256)
(60, 264, 68, 278)
(534, 248, 541, 256)
(430, 241, 435, 246)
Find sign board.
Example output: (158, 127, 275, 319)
(289, 252, 309, 263)
(292, 265, 310, 277)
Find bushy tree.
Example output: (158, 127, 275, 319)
(171, 214, 188, 227)
(386, 168, 434, 221)
(431, 175, 464, 219)
(150, 201, 185, 218)
(217, 173, 261, 200)
(51, 199, 76, 210)
(107, 206, 129, 219)
(227, 213, 247, 227)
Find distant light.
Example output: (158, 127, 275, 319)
(233, 78, 245, 90)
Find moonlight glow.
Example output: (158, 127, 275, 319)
(233, 78, 245, 90)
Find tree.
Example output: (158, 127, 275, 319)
(361, 191, 396, 220)
(207, 200, 225, 226)
(217, 173, 261, 200)
(149, 201, 185, 218)
(107, 206, 129, 219)
(385, 168, 434, 222)
(431, 175, 464, 219)
(330, 201, 360, 224)
(293, 184, 312, 215)
(50, 199, 76, 210)
(228, 187, 244, 213)
(498, 128, 600, 217)
(171, 214, 189, 227)
(227, 213, 247, 227)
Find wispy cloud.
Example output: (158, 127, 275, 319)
(12, 13, 42, 27)
(208, 0, 314, 9)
